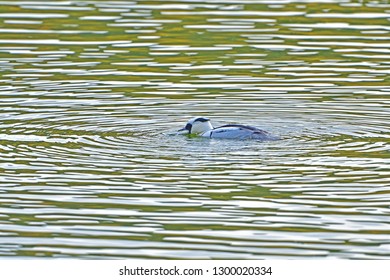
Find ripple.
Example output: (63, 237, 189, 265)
(0, 13, 68, 18)
(307, 13, 390, 19)
(0, 39, 132, 45)
(0, 0, 389, 260)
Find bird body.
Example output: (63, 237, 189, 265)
(178, 117, 279, 141)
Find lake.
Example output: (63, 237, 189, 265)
(0, 0, 389, 259)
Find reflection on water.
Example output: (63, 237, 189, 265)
(0, 1, 389, 259)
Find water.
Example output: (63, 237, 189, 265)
(0, 0, 389, 259)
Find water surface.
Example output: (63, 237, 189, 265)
(0, 0, 389, 259)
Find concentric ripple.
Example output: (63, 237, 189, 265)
(0, 0, 389, 259)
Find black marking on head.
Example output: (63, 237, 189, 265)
(194, 117, 210, 123)
(185, 122, 192, 133)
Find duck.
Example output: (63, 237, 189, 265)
(178, 117, 280, 140)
